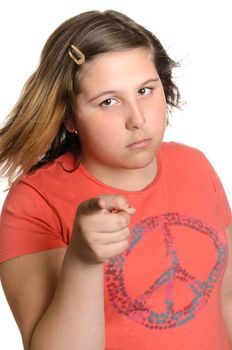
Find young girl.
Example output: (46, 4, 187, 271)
(0, 9, 231, 350)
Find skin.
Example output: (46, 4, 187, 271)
(66, 47, 167, 191)
(0, 47, 231, 350)
(0, 48, 166, 350)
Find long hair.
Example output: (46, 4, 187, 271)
(0, 10, 181, 184)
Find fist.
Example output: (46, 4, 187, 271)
(70, 195, 136, 264)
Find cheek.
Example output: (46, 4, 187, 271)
(153, 91, 167, 122)
(157, 88, 167, 112)
(147, 98, 166, 126)
(77, 119, 120, 148)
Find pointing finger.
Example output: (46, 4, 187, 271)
(78, 195, 136, 216)
(98, 195, 136, 215)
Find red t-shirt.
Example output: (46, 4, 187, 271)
(0, 142, 231, 349)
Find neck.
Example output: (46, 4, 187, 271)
(81, 158, 158, 192)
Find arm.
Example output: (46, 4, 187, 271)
(0, 195, 135, 350)
(1, 240, 104, 350)
(221, 222, 232, 345)
(32, 252, 105, 350)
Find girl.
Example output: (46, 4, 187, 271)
(0, 9, 231, 350)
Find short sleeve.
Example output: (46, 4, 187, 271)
(0, 180, 67, 263)
(201, 152, 232, 228)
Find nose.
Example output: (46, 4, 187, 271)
(125, 100, 145, 130)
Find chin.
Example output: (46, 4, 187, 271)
(123, 154, 155, 170)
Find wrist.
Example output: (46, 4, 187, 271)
(66, 241, 104, 268)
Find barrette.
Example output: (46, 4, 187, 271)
(68, 44, 85, 65)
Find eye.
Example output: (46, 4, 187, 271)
(100, 98, 117, 108)
(138, 87, 153, 95)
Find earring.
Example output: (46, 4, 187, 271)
(74, 130, 78, 135)
(166, 112, 169, 127)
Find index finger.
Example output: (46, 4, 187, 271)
(78, 195, 136, 216)
(97, 195, 136, 215)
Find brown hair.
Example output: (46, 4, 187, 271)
(0, 10, 181, 184)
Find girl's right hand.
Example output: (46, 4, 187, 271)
(69, 195, 136, 264)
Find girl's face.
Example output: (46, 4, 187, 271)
(67, 47, 167, 176)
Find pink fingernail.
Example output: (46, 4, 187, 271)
(125, 204, 136, 211)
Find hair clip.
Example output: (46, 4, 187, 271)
(68, 44, 85, 65)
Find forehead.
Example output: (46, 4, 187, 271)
(78, 48, 157, 91)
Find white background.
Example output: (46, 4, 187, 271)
(0, 0, 231, 348)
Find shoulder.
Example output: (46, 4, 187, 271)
(0, 155, 73, 263)
(21, 152, 77, 187)
(160, 141, 205, 158)
(7, 152, 78, 200)
(159, 141, 209, 169)
(158, 141, 224, 193)
(159, 142, 231, 216)
(1, 152, 78, 223)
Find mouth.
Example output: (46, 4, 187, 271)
(127, 138, 152, 149)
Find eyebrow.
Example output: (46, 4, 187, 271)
(87, 77, 160, 102)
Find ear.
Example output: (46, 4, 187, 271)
(64, 116, 77, 133)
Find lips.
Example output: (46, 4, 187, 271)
(127, 138, 152, 149)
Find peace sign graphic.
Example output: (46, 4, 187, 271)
(105, 213, 227, 330)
